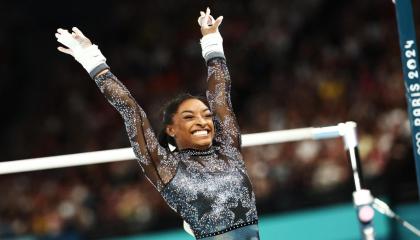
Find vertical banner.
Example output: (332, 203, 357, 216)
(394, 0, 420, 199)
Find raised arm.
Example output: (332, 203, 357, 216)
(198, 9, 241, 149)
(55, 27, 176, 191)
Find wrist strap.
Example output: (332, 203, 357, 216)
(200, 32, 225, 62)
(73, 44, 107, 74)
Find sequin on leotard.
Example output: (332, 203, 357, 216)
(93, 58, 259, 239)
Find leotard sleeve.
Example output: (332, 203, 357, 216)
(93, 71, 177, 191)
(206, 58, 242, 151)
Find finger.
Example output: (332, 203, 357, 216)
(213, 16, 224, 29)
(72, 27, 86, 38)
(198, 10, 206, 26)
(202, 9, 211, 28)
(204, 7, 211, 25)
(198, 16, 204, 27)
(57, 28, 70, 35)
(57, 46, 74, 56)
(57, 29, 72, 40)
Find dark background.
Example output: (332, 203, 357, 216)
(0, 0, 419, 239)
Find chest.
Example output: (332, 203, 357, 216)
(164, 157, 252, 202)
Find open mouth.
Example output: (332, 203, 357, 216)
(192, 129, 210, 137)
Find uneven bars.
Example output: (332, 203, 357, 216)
(0, 123, 347, 175)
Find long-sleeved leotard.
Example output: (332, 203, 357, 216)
(93, 57, 259, 239)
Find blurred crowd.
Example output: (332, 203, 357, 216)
(0, 0, 419, 238)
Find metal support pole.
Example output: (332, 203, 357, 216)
(341, 122, 376, 240)
(393, 0, 420, 199)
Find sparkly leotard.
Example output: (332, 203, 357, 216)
(93, 57, 259, 239)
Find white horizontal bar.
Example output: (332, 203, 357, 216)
(0, 148, 135, 175)
(242, 128, 313, 147)
(241, 125, 342, 147)
(312, 125, 342, 140)
(0, 124, 345, 175)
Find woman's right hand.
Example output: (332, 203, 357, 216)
(198, 7, 223, 37)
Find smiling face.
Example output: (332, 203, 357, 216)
(166, 98, 215, 150)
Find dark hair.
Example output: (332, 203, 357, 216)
(158, 93, 209, 149)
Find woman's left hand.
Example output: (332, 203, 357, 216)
(198, 7, 223, 37)
(55, 27, 92, 57)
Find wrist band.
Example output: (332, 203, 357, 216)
(89, 63, 110, 78)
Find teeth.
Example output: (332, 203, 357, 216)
(193, 130, 208, 136)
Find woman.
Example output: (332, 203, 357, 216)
(56, 8, 260, 240)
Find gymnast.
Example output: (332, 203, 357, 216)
(55, 8, 260, 239)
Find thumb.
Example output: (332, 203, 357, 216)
(213, 16, 224, 29)
(57, 46, 74, 57)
